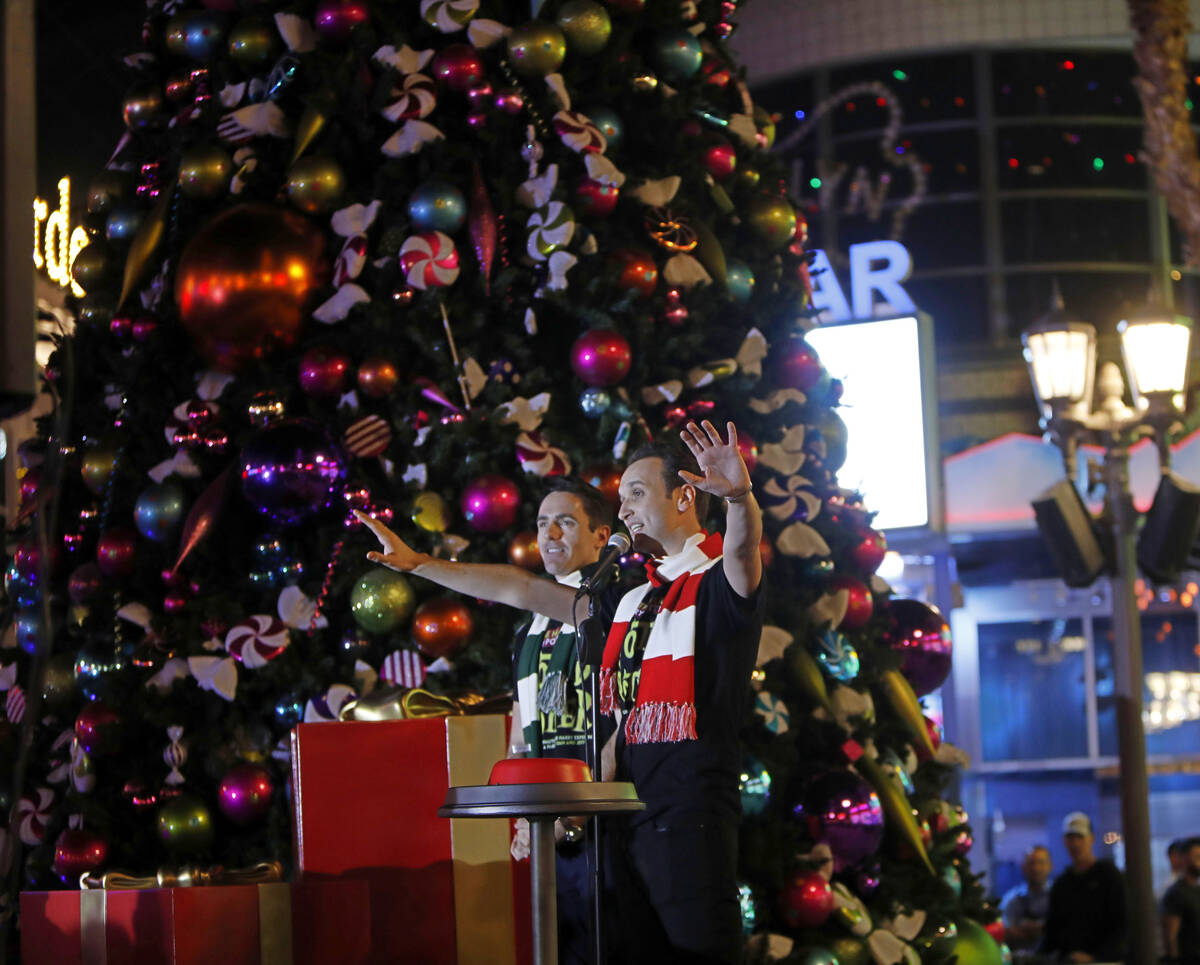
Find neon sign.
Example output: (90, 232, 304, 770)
(809, 240, 916, 322)
(33, 177, 90, 297)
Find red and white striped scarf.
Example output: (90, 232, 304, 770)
(598, 531, 723, 744)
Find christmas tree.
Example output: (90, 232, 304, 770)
(5, 0, 1003, 960)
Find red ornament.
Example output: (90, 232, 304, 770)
(772, 336, 823, 391)
(701, 59, 731, 88)
(571, 330, 632, 387)
(779, 870, 835, 928)
(758, 535, 774, 569)
(581, 463, 622, 505)
(469, 161, 498, 294)
(609, 248, 658, 297)
(412, 598, 474, 659)
(493, 88, 525, 113)
(67, 564, 104, 604)
(298, 345, 351, 398)
(830, 575, 873, 630)
(884, 599, 953, 698)
(703, 142, 737, 180)
(925, 714, 943, 753)
(574, 177, 620, 217)
(507, 531, 543, 571)
(109, 315, 133, 338)
(75, 702, 121, 755)
(983, 920, 1006, 943)
(461, 474, 521, 533)
(53, 828, 109, 881)
(314, 0, 368, 42)
(662, 288, 688, 327)
(431, 44, 485, 92)
(132, 317, 158, 341)
(736, 429, 758, 472)
(852, 529, 887, 573)
(954, 828, 974, 856)
(218, 763, 274, 825)
(96, 528, 138, 579)
(357, 358, 399, 398)
(794, 211, 809, 245)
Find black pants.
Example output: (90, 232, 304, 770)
(557, 846, 593, 965)
(605, 819, 742, 965)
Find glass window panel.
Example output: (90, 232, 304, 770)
(906, 275, 989, 347)
(996, 125, 1148, 191)
(830, 54, 975, 126)
(904, 202, 984, 270)
(1006, 272, 1151, 339)
(978, 618, 1088, 761)
(1001, 198, 1152, 265)
(993, 51, 1142, 118)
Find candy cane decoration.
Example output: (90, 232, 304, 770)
(553, 111, 606, 154)
(380, 649, 427, 688)
(398, 231, 460, 289)
(224, 615, 290, 668)
(15, 788, 54, 845)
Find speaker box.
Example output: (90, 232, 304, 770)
(1142, 471, 1200, 582)
(1032, 479, 1106, 588)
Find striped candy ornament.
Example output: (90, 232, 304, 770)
(5, 686, 25, 724)
(163, 726, 187, 786)
(380, 649, 426, 688)
(754, 691, 790, 734)
(382, 73, 437, 122)
(420, 0, 478, 32)
(398, 231, 460, 289)
(15, 788, 55, 846)
(343, 415, 392, 458)
(225, 615, 290, 668)
(304, 683, 356, 722)
(553, 111, 606, 154)
(526, 202, 575, 261)
(515, 430, 571, 477)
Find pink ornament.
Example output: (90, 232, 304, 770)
(314, 0, 368, 42)
(53, 828, 109, 882)
(466, 82, 493, 110)
(110, 315, 133, 338)
(830, 574, 873, 630)
(574, 177, 620, 217)
(494, 88, 524, 113)
(461, 474, 520, 533)
(96, 528, 138, 579)
(772, 335, 822, 391)
(218, 763, 274, 825)
(469, 161, 497, 293)
(299, 345, 351, 398)
(662, 288, 688, 327)
(570, 329, 632, 387)
(884, 599, 953, 697)
(75, 702, 121, 756)
(431, 44, 485, 92)
(703, 142, 737, 180)
(852, 529, 887, 573)
(399, 231, 460, 289)
(132, 317, 158, 341)
(779, 871, 835, 928)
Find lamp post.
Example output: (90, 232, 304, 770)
(1022, 290, 1193, 965)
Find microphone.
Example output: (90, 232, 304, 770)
(577, 532, 631, 596)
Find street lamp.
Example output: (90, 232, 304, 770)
(1022, 290, 1193, 965)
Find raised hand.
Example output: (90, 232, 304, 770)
(678, 420, 751, 500)
(354, 510, 428, 572)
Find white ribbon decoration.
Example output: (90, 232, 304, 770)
(497, 392, 551, 432)
(382, 120, 444, 158)
(188, 655, 238, 701)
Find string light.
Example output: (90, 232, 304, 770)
(892, 68, 907, 81)
(809, 177, 822, 189)
(34, 176, 90, 297)
(794, 109, 806, 120)
(1092, 157, 1104, 171)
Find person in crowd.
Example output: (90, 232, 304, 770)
(1163, 837, 1200, 963)
(1040, 811, 1128, 963)
(1002, 845, 1052, 954)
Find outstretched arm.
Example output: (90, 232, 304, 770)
(678, 420, 763, 599)
(354, 511, 581, 625)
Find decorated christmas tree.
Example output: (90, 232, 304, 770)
(5, 0, 1003, 961)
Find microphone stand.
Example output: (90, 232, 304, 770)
(575, 586, 608, 965)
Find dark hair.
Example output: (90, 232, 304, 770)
(1169, 839, 1189, 857)
(1185, 837, 1200, 853)
(543, 477, 614, 531)
(626, 439, 711, 523)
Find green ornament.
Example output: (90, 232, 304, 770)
(556, 0, 611, 54)
(746, 195, 797, 249)
(157, 795, 214, 854)
(507, 21, 567, 76)
(948, 919, 1004, 965)
(351, 570, 416, 634)
(916, 917, 959, 962)
(829, 937, 871, 965)
(651, 28, 703, 81)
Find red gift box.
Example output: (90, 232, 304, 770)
(291, 714, 521, 965)
(20, 879, 369, 965)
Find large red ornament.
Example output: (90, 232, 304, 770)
(703, 142, 737, 180)
(431, 44, 485, 92)
(176, 204, 329, 373)
(218, 763, 274, 825)
(772, 336, 823, 391)
(983, 919, 1005, 943)
(884, 599, 953, 697)
(736, 429, 758, 472)
(574, 177, 620, 217)
(461, 474, 520, 533)
(852, 529, 887, 573)
(779, 870, 835, 928)
(508, 531, 543, 571)
(608, 248, 658, 297)
(571, 330, 632, 387)
(96, 528, 138, 579)
(314, 0, 368, 42)
(412, 598, 474, 658)
(298, 345, 351, 398)
(581, 463, 622, 505)
(75, 702, 121, 755)
(53, 829, 109, 881)
(357, 357, 399, 398)
(830, 575, 873, 630)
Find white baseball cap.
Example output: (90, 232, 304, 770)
(1062, 811, 1093, 837)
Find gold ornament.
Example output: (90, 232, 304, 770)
(736, 166, 761, 190)
(631, 72, 659, 92)
(747, 194, 797, 249)
(877, 668, 937, 760)
(693, 219, 727, 285)
(506, 21, 567, 76)
(556, 0, 611, 55)
(82, 861, 284, 891)
(86, 171, 131, 215)
(122, 83, 166, 132)
(81, 444, 120, 495)
(290, 104, 329, 166)
(753, 105, 776, 150)
(70, 242, 113, 293)
(118, 187, 172, 309)
(285, 157, 345, 214)
(643, 207, 698, 252)
(858, 753, 935, 875)
(164, 16, 189, 57)
(227, 17, 279, 66)
(412, 491, 449, 532)
(178, 145, 233, 201)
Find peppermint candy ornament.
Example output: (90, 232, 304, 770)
(516, 430, 571, 477)
(420, 0, 478, 32)
(16, 788, 55, 846)
(380, 649, 426, 688)
(553, 110, 606, 154)
(304, 683, 356, 722)
(754, 691, 790, 734)
(5, 686, 25, 724)
(225, 615, 290, 668)
(344, 415, 392, 458)
(526, 203, 575, 261)
(382, 73, 437, 122)
(398, 231, 460, 289)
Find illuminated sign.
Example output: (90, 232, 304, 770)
(33, 177, 89, 297)
(808, 240, 916, 323)
(806, 314, 934, 530)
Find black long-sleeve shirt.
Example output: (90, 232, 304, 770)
(1040, 859, 1128, 962)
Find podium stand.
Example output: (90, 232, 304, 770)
(440, 779, 643, 965)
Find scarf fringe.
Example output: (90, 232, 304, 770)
(536, 670, 568, 715)
(624, 701, 698, 744)
(598, 668, 616, 716)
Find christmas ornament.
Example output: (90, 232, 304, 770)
(737, 882, 759, 934)
(644, 208, 697, 253)
(412, 491, 450, 532)
(494, 88, 524, 113)
(314, 0, 368, 43)
(581, 463, 622, 505)
(856, 753, 934, 874)
(16, 788, 54, 846)
(96, 528, 138, 579)
(344, 415, 392, 458)
(662, 288, 688, 326)
(87, 170, 131, 215)
(884, 599, 953, 698)
(779, 871, 835, 928)
(795, 770, 884, 870)
(830, 575, 873, 630)
(247, 391, 287, 427)
(74, 642, 125, 703)
(357, 358, 399, 398)
(298, 345, 351, 397)
(104, 204, 144, 243)
(508, 531, 542, 571)
(586, 106, 623, 151)
(753, 691, 789, 733)
(461, 474, 520, 532)
(412, 598, 474, 658)
(225, 615, 290, 667)
(399, 231, 460, 289)
(286, 157, 346, 214)
(53, 828, 109, 881)
(704, 142, 737, 180)
(218, 763, 274, 825)
(738, 754, 771, 815)
(157, 795, 214, 854)
(179, 11, 227, 59)
(227, 17, 278, 65)
(527, 202, 575, 259)
(122, 82, 166, 131)
(571, 329, 632, 387)
(351, 570, 415, 633)
(652, 29, 703, 81)
(724, 260, 755, 302)
(409, 180, 468, 233)
(69, 242, 113, 292)
(178, 145, 233, 200)
(943, 863, 962, 897)
(421, 0, 478, 32)
(791, 950, 838, 965)
(814, 410, 848, 472)
(42, 654, 76, 709)
(747, 195, 797, 248)
(574, 177, 619, 217)
(176, 204, 330, 372)
(507, 22, 567, 76)
(556, 1, 611, 54)
(554, 110, 606, 153)
(943, 919, 1003, 965)
(134, 481, 187, 543)
(431, 44, 485, 92)
(580, 387, 611, 418)
(74, 702, 120, 755)
(386, 72, 437, 121)
(608, 248, 658, 296)
(812, 628, 860, 682)
(240, 419, 348, 526)
(983, 920, 1005, 943)
(468, 161, 498, 293)
(81, 444, 119, 495)
(771, 336, 822, 390)
(852, 529, 887, 573)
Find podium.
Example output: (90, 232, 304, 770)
(440, 760, 643, 965)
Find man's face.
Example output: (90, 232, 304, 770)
(536, 491, 608, 577)
(618, 457, 688, 553)
(1064, 832, 1092, 863)
(1187, 845, 1200, 878)
(1024, 848, 1051, 887)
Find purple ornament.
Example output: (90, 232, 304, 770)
(794, 770, 884, 871)
(68, 563, 104, 604)
(298, 345, 351, 398)
(460, 474, 520, 533)
(218, 763, 274, 825)
(239, 419, 347, 526)
(883, 599, 953, 698)
(96, 529, 139, 579)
